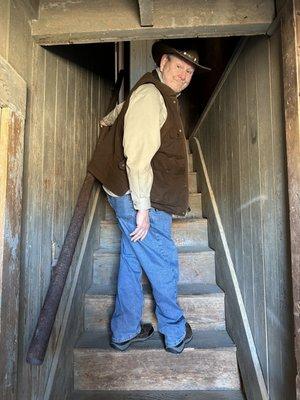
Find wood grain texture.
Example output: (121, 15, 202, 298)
(93, 248, 215, 286)
(0, 54, 26, 115)
(0, 108, 25, 400)
(70, 389, 245, 400)
(10, 34, 114, 400)
(138, 0, 154, 27)
(98, 218, 208, 252)
(84, 292, 225, 331)
(74, 347, 239, 391)
(191, 137, 268, 400)
(280, 0, 300, 397)
(193, 33, 296, 399)
(130, 40, 156, 88)
(32, 0, 275, 45)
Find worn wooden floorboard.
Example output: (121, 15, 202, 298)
(75, 329, 235, 350)
(69, 389, 245, 400)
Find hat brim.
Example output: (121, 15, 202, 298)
(152, 42, 211, 73)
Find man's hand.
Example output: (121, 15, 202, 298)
(130, 210, 150, 242)
(99, 119, 108, 128)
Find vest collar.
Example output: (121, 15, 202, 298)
(151, 69, 180, 98)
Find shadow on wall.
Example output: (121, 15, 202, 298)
(179, 36, 240, 137)
(44, 42, 116, 80)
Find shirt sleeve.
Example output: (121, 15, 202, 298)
(101, 102, 124, 126)
(123, 84, 165, 210)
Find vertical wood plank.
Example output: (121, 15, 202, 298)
(0, 108, 24, 400)
(237, 52, 252, 314)
(226, 67, 236, 266)
(41, 50, 57, 300)
(0, 0, 10, 59)
(230, 65, 243, 284)
(246, 38, 268, 385)
(280, 0, 300, 396)
(19, 43, 45, 400)
(270, 26, 296, 398)
(64, 61, 74, 232)
(130, 40, 155, 88)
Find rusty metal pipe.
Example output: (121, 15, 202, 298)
(26, 70, 124, 365)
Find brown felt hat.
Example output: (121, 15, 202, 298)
(152, 40, 211, 73)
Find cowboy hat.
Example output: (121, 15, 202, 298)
(152, 39, 211, 73)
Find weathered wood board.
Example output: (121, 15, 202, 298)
(32, 0, 275, 45)
(193, 32, 296, 399)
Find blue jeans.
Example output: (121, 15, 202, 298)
(107, 193, 186, 347)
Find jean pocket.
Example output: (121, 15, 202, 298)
(110, 194, 136, 220)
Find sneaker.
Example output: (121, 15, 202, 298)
(110, 323, 154, 351)
(165, 322, 193, 354)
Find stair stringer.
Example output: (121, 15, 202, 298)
(190, 136, 269, 400)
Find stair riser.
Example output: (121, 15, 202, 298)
(99, 220, 208, 252)
(74, 348, 240, 391)
(189, 173, 197, 193)
(93, 251, 215, 286)
(105, 192, 202, 221)
(188, 153, 193, 172)
(84, 294, 225, 331)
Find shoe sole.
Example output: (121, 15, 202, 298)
(110, 329, 155, 351)
(165, 333, 193, 354)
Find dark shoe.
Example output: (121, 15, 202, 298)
(165, 322, 193, 354)
(110, 323, 154, 351)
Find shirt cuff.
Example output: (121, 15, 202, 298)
(133, 197, 151, 211)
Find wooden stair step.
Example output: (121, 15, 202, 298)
(173, 192, 202, 219)
(93, 247, 215, 286)
(98, 218, 208, 252)
(88, 283, 223, 296)
(188, 172, 197, 193)
(74, 347, 240, 391)
(75, 329, 235, 350)
(70, 389, 245, 400)
(188, 152, 194, 172)
(84, 292, 225, 331)
(104, 192, 202, 221)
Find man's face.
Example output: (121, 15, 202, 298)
(160, 54, 195, 93)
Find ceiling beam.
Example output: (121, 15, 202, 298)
(138, 0, 154, 27)
(32, 0, 275, 46)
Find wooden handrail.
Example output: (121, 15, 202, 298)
(26, 69, 125, 365)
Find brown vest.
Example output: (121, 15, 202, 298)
(88, 70, 189, 216)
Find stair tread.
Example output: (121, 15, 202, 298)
(73, 383, 242, 394)
(86, 283, 224, 298)
(74, 346, 240, 391)
(99, 217, 206, 226)
(75, 329, 235, 350)
(86, 283, 223, 296)
(70, 389, 245, 400)
(94, 244, 213, 256)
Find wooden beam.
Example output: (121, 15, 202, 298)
(138, 0, 154, 27)
(32, 0, 275, 45)
(279, 0, 300, 397)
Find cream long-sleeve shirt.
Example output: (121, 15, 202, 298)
(103, 70, 168, 210)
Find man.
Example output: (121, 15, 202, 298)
(88, 40, 211, 354)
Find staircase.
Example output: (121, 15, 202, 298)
(69, 141, 245, 399)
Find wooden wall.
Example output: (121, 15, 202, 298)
(130, 40, 156, 88)
(194, 31, 296, 399)
(0, 1, 114, 398)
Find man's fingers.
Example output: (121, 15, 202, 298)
(130, 226, 149, 242)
